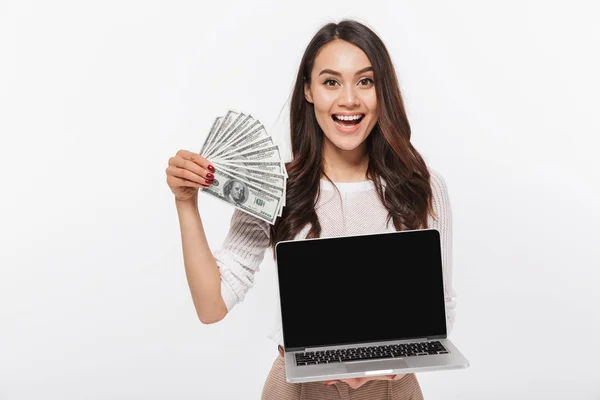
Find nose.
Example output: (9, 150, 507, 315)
(337, 85, 360, 108)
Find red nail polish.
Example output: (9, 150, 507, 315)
(207, 165, 215, 172)
(206, 172, 214, 179)
(205, 179, 213, 184)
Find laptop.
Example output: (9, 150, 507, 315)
(274, 228, 469, 384)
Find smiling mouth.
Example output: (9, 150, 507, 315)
(332, 113, 365, 127)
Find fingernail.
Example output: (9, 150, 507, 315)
(207, 165, 215, 172)
(206, 173, 214, 179)
(205, 179, 213, 184)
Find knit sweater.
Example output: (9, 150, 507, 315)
(213, 169, 456, 347)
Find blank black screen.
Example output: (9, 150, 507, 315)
(275, 229, 447, 350)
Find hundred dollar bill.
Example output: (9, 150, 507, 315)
(203, 110, 241, 157)
(211, 162, 284, 215)
(215, 163, 283, 198)
(213, 161, 286, 208)
(208, 117, 261, 159)
(216, 165, 284, 217)
(214, 145, 286, 185)
(215, 159, 288, 178)
(230, 123, 268, 148)
(205, 114, 256, 159)
(212, 144, 282, 163)
(205, 112, 247, 157)
(200, 168, 282, 224)
(213, 160, 285, 181)
(210, 124, 268, 160)
(207, 110, 246, 155)
(200, 117, 223, 156)
(213, 136, 274, 161)
(213, 161, 287, 207)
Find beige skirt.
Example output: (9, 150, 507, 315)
(261, 355, 424, 400)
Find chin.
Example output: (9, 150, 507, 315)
(327, 136, 366, 152)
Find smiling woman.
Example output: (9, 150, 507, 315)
(167, 18, 455, 400)
(260, 20, 444, 399)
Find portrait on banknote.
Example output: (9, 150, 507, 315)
(223, 179, 249, 205)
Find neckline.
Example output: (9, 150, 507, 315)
(319, 179, 376, 192)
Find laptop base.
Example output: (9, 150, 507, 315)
(284, 338, 469, 384)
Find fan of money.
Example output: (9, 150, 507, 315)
(198, 110, 287, 225)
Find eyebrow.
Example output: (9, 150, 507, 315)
(318, 66, 374, 77)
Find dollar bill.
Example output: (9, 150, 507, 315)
(208, 117, 262, 159)
(203, 110, 240, 157)
(213, 161, 285, 180)
(220, 118, 262, 150)
(200, 117, 223, 156)
(208, 112, 247, 155)
(210, 124, 269, 160)
(200, 167, 282, 224)
(216, 136, 274, 160)
(214, 159, 288, 178)
(213, 163, 283, 197)
(205, 114, 256, 159)
(213, 161, 286, 208)
(213, 162, 286, 204)
(199, 110, 288, 221)
(214, 145, 287, 184)
(213, 144, 282, 163)
(217, 165, 284, 217)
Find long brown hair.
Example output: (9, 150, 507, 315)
(269, 20, 434, 254)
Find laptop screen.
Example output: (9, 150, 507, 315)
(275, 229, 447, 350)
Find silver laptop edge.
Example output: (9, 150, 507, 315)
(284, 338, 469, 383)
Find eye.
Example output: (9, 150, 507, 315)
(323, 79, 339, 87)
(359, 78, 374, 86)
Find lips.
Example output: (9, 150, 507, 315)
(331, 113, 365, 134)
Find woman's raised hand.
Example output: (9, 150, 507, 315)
(166, 150, 215, 201)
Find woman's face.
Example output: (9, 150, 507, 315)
(304, 40, 378, 154)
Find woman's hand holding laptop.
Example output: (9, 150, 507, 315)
(322, 373, 405, 389)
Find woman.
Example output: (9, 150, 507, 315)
(165, 19, 455, 400)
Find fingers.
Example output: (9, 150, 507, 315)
(169, 152, 214, 180)
(175, 150, 215, 175)
(167, 150, 216, 186)
(325, 376, 392, 389)
(323, 378, 360, 388)
(166, 164, 211, 186)
(344, 378, 364, 389)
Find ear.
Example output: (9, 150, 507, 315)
(304, 81, 314, 104)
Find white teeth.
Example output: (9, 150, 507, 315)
(334, 114, 363, 121)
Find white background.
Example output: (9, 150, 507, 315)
(1, 0, 599, 399)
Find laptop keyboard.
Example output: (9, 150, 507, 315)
(294, 341, 449, 366)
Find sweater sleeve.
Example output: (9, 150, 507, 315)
(213, 209, 271, 312)
(428, 169, 457, 335)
